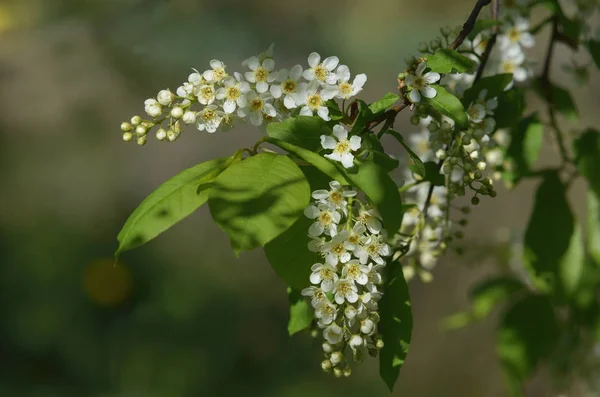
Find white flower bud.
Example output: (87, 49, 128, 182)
(360, 319, 375, 335)
(121, 122, 133, 132)
(333, 367, 343, 378)
(157, 89, 174, 106)
(345, 305, 357, 320)
(183, 111, 197, 124)
(136, 136, 147, 146)
(349, 335, 364, 350)
(449, 157, 458, 165)
(470, 150, 479, 160)
(330, 351, 343, 366)
(130, 116, 142, 126)
(343, 367, 352, 377)
(122, 132, 133, 142)
(156, 128, 167, 141)
(435, 149, 447, 160)
(477, 161, 487, 171)
(322, 343, 333, 353)
(135, 125, 147, 135)
(463, 162, 473, 172)
(441, 163, 453, 175)
(376, 339, 385, 350)
(463, 174, 471, 183)
(171, 107, 184, 119)
(167, 130, 179, 142)
(321, 360, 332, 372)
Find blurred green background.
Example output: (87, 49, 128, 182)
(1, 0, 599, 396)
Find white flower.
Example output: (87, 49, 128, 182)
(270, 65, 303, 109)
(360, 318, 375, 335)
(366, 263, 385, 291)
(203, 59, 228, 83)
(301, 286, 327, 307)
(342, 259, 369, 285)
(322, 65, 367, 100)
(472, 32, 492, 56)
(238, 91, 276, 126)
(407, 128, 434, 161)
(467, 103, 486, 123)
(182, 111, 197, 124)
(316, 301, 338, 327)
(320, 124, 362, 168)
(188, 70, 204, 86)
(196, 84, 216, 105)
(242, 44, 274, 67)
(497, 50, 528, 82)
(323, 323, 343, 344)
(144, 99, 162, 118)
(304, 203, 341, 237)
(303, 52, 339, 84)
(498, 17, 535, 53)
(322, 231, 355, 266)
(293, 81, 334, 121)
(311, 180, 357, 213)
(346, 222, 367, 247)
(356, 208, 382, 234)
(405, 62, 440, 103)
(244, 56, 276, 93)
(216, 74, 251, 114)
(474, 117, 496, 136)
(157, 89, 174, 106)
(355, 235, 390, 265)
(333, 278, 359, 304)
(308, 236, 326, 253)
(195, 105, 223, 133)
(310, 263, 339, 292)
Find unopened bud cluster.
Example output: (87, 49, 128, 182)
(301, 181, 389, 374)
(119, 45, 367, 144)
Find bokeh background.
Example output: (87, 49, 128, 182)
(1, 0, 599, 396)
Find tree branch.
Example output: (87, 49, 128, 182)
(449, 0, 492, 50)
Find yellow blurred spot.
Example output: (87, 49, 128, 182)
(0, 5, 15, 33)
(83, 258, 132, 306)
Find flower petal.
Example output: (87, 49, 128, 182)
(256, 81, 269, 93)
(270, 84, 282, 98)
(289, 64, 303, 80)
(349, 135, 361, 151)
(317, 106, 330, 121)
(323, 56, 339, 71)
(341, 153, 354, 168)
(247, 56, 259, 71)
(336, 65, 351, 82)
(321, 135, 337, 150)
(423, 72, 440, 84)
(409, 89, 421, 103)
(332, 124, 348, 141)
(421, 85, 437, 99)
(308, 52, 321, 68)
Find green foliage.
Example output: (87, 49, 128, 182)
(287, 288, 313, 335)
(264, 166, 330, 289)
(427, 48, 475, 74)
(495, 88, 525, 129)
(116, 155, 238, 255)
(267, 116, 333, 151)
(589, 192, 600, 266)
(385, 130, 426, 177)
(423, 84, 468, 129)
(467, 19, 503, 40)
(523, 172, 583, 300)
(361, 134, 400, 172)
(444, 277, 526, 330)
(265, 137, 350, 185)
(533, 79, 578, 122)
(379, 263, 412, 392)
(503, 113, 543, 184)
(587, 40, 600, 69)
(326, 100, 345, 121)
(573, 129, 600, 200)
(497, 295, 559, 397)
(418, 161, 445, 186)
(369, 93, 401, 114)
(461, 73, 513, 106)
(209, 153, 310, 254)
(350, 100, 376, 135)
(342, 161, 404, 234)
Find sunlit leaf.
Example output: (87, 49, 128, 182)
(385, 130, 426, 177)
(427, 48, 475, 73)
(503, 113, 543, 184)
(267, 116, 332, 151)
(423, 84, 468, 129)
(369, 92, 400, 114)
(287, 288, 313, 336)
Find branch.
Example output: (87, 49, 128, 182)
(449, 0, 492, 50)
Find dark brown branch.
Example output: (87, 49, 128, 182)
(449, 0, 492, 50)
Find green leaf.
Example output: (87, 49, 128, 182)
(342, 161, 403, 234)
(361, 134, 399, 172)
(379, 264, 412, 392)
(116, 155, 236, 255)
(266, 116, 332, 151)
(325, 100, 344, 121)
(423, 84, 468, 129)
(497, 295, 559, 397)
(461, 73, 513, 106)
(523, 172, 581, 300)
(573, 129, 600, 200)
(209, 153, 310, 254)
(419, 161, 444, 186)
(467, 19, 503, 40)
(495, 88, 525, 129)
(350, 100, 375, 135)
(503, 113, 544, 184)
(587, 40, 600, 69)
(588, 191, 600, 266)
(443, 277, 525, 330)
(264, 166, 329, 289)
(265, 137, 350, 185)
(385, 130, 426, 177)
(287, 288, 313, 336)
(427, 48, 475, 74)
(369, 92, 400, 114)
(533, 79, 578, 122)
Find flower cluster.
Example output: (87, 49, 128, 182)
(301, 181, 389, 376)
(119, 45, 367, 145)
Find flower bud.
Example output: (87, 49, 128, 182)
(131, 115, 142, 126)
(122, 132, 133, 142)
(441, 26, 452, 36)
(474, 171, 483, 179)
(360, 319, 375, 335)
(121, 122, 133, 132)
(418, 42, 429, 52)
(441, 163, 453, 175)
(376, 339, 385, 350)
(321, 360, 332, 372)
(345, 305, 357, 320)
(330, 351, 343, 366)
(183, 111, 197, 124)
(171, 107, 184, 119)
(136, 136, 147, 146)
(322, 343, 333, 353)
(471, 196, 480, 205)
(462, 174, 471, 183)
(343, 367, 352, 377)
(461, 206, 471, 214)
(157, 89, 174, 106)
(156, 128, 167, 141)
(167, 130, 178, 142)
(490, 190, 497, 198)
(455, 230, 464, 239)
(470, 150, 479, 160)
(410, 115, 420, 125)
(333, 367, 343, 378)
(135, 125, 147, 135)
(477, 161, 487, 171)
(459, 218, 468, 226)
